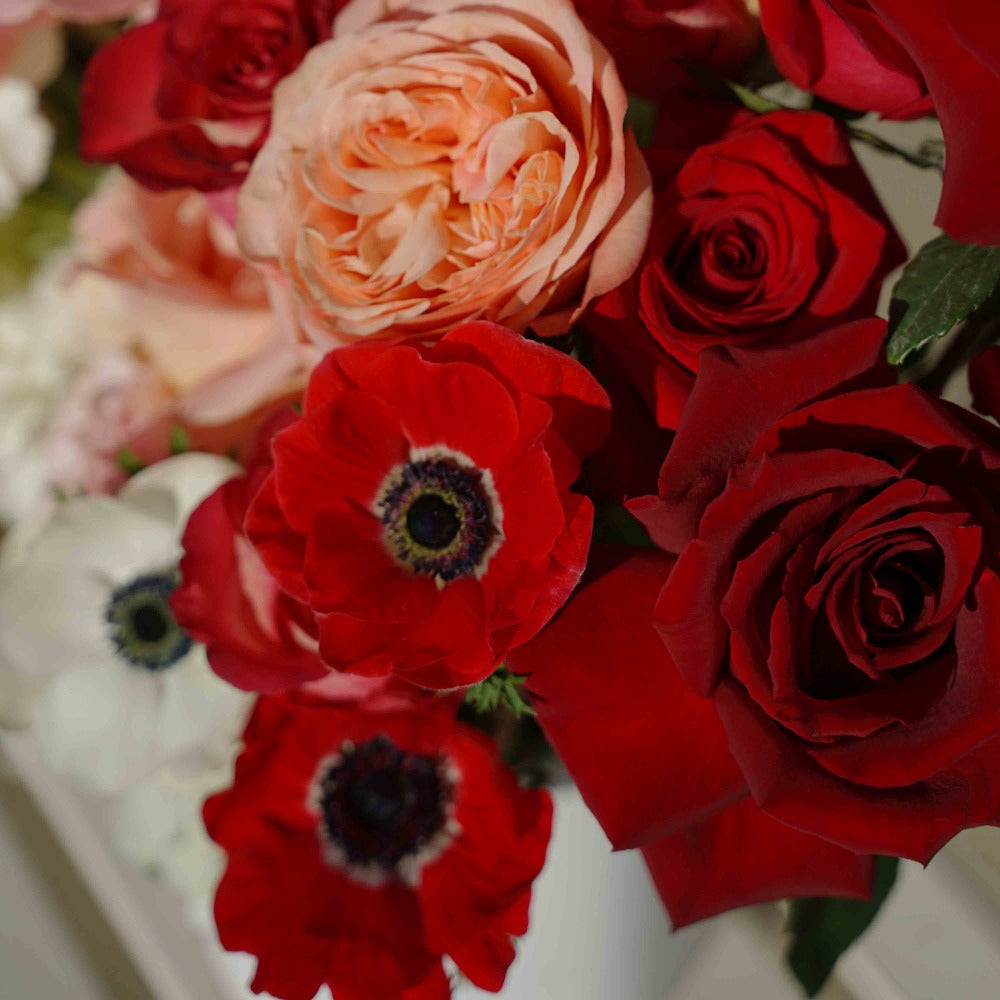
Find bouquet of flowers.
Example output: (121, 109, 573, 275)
(1, 0, 998, 996)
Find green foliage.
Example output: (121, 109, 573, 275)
(888, 234, 1000, 365)
(116, 448, 145, 476)
(464, 667, 535, 719)
(0, 26, 106, 297)
(625, 93, 659, 149)
(168, 425, 191, 455)
(786, 856, 900, 997)
(593, 501, 655, 548)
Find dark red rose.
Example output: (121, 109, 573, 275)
(80, 0, 341, 190)
(758, 0, 931, 119)
(630, 319, 1000, 863)
(508, 548, 875, 926)
(587, 111, 905, 430)
(244, 322, 609, 689)
(970, 347, 1000, 422)
(205, 696, 552, 1000)
(572, 0, 760, 98)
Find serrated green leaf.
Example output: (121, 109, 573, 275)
(888, 234, 1000, 365)
(786, 856, 899, 997)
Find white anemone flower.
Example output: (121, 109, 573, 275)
(108, 760, 230, 903)
(0, 452, 252, 793)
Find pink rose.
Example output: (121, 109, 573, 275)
(238, 0, 652, 347)
(0, 1, 143, 25)
(74, 174, 316, 427)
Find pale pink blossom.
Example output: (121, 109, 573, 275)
(43, 351, 172, 497)
(238, 0, 652, 348)
(0, 1, 144, 26)
(74, 173, 315, 429)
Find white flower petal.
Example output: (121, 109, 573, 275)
(33, 661, 165, 794)
(155, 647, 251, 764)
(119, 452, 240, 534)
(108, 765, 228, 900)
(0, 77, 53, 217)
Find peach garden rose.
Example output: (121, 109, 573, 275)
(237, 0, 653, 346)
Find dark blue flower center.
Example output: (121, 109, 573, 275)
(317, 735, 453, 873)
(105, 571, 192, 671)
(377, 456, 501, 583)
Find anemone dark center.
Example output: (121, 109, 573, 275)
(405, 493, 461, 550)
(377, 456, 501, 583)
(105, 571, 192, 671)
(316, 735, 453, 873)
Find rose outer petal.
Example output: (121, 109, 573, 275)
(641, 794, 874, 929)
(510, 548, 747, 850)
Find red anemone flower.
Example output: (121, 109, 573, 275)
(204, 696, 553, 1000)
(244, 321, 610, 688)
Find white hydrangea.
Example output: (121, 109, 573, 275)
(0, 256, 82, 523)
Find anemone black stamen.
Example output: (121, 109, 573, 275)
(105, 571, 192, 671)
(376, 452, 502, 583)
(315, 735, 456, 880)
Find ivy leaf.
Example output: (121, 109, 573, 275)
(786, 856, 900, 997)
(887, 234, 1000, 365)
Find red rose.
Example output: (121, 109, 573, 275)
(758, 0, 931, 119)
(970, 347, 1000, 422)
(205, 696, 552, 1000)
(245, 322, 609, 689)
(80, 0, 340, 190)
(863, 1, 1000, 245)
(587, 111, 905, 429)
(572, 0, 760, 98)
(762, 2, 1000, 245)
(508, 548, 874, 925)
(630, 319, 1000, 863)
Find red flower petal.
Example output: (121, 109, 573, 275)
(642, 795, 874, 929)
(714, 679, 1000, 863)
(272, 392, 408, 534)
(634, 318, 890, 551)
(510, 548, 747, 850)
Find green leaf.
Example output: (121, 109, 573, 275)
(786, 856, 900, 997)
(593, 501, 655, 549)
(887, 234, 1000, 365)
(116, 448, 145, 476)
(625, 94, 659, 150)
(726, 81, 784, 115)
(464, 667, 535, 719)
(168, 425, 191, 455)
